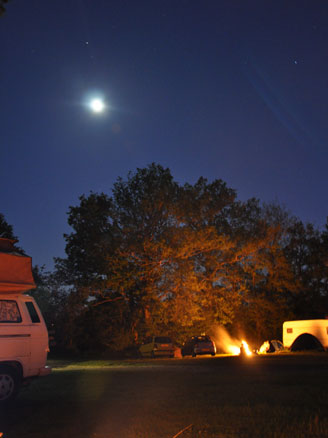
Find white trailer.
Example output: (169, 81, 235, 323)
(283, 319, 328, 351)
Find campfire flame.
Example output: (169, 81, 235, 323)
(258, 340, 270, 354)
(240, 340, 252, 356)
(227, 345, 241, 355)
(212, 326, 253, 357)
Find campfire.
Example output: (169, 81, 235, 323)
(239, 340, 252, 357)
(258, 340, 270, 354)
(212, 327, 253, 357)
(224, 339, 253, 357)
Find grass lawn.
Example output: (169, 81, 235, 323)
(1, 353, 328, 438)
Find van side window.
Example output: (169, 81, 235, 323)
(25, 302, 41, 323)
(0, 300, 22, 323)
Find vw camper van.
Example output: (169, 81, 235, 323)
(0, 238, 51, 402)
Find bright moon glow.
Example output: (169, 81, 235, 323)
(89, 98, 105, 113)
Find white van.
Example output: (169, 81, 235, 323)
(0, 238, 51, 402)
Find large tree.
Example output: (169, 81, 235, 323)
(57, 164, 297, 351)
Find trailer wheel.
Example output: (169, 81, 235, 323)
(0, 365, 21, 403)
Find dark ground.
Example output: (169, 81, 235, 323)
(1, 354, 328, 438)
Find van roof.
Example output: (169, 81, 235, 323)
(0, 239, 35, 293)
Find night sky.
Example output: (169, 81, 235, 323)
(1, 1, 328, 269)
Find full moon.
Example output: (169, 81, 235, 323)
(89, 98, 105, 113)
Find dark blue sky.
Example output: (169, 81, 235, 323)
(1, 0, 328, 269)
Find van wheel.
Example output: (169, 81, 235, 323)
(0, 365, 21, 403)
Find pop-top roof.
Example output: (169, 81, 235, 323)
(0, 238, 36, 293)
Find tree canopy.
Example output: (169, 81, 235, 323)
(55, 164, 302, 351)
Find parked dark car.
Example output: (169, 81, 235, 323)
(181, 335, 216, 357)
